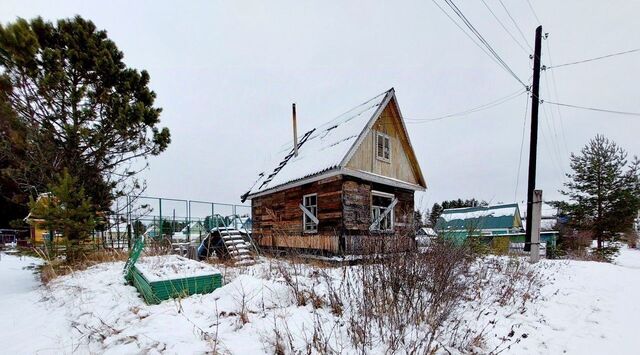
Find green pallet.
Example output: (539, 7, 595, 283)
(130, 265, 223, 305)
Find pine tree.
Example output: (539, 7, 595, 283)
(0, 16, 170, 215)
(429, 203, 443, 227)
(558, 135, 640, 260)
(29, 170, 96, 261)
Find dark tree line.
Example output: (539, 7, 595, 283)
(428, 198, 488, 227)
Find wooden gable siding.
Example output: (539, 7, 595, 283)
(345, 100, 420, 185)
(251, 175, 343, 253)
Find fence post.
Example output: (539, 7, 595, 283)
(158, 198, 163, 240)
(127, 195, 132, 249)
(187, 200, 191, 243)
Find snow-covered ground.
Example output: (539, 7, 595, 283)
(1, 248, 639, 354)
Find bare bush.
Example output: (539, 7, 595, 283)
(264, 236, 545, 354)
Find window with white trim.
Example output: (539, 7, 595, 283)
(376, 132, 391, 162)
(302, 193, 318, 232)
(371, 191, 394, 231)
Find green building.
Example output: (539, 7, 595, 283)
(435, 203, 557, 249)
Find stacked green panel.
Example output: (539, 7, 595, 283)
(130, 266, 223, 305)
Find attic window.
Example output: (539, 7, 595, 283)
(376, 132, 391, 162)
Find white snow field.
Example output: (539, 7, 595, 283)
(1, 248, 639, 354)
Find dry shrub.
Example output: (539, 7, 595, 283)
(491, 236, 511, 255)
(35, 247, 129, 284)
(143, 237, 173, 255)
(265, 235, 545, 354)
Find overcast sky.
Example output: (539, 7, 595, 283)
(3, 0, 639, 215)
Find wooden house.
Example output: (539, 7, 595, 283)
(24, 193, 64, 244)
(241, 88, 426, 255)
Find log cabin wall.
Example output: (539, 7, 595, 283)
(342, 176, 416, 254)
(251, 175, 344, 254)
(251, 174, 416, 255)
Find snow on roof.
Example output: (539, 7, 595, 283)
(180, 221, 204, 233)
(440, 204, 519, 222)
(244, 89, 393, 198)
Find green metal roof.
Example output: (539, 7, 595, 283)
(436, 203, 522, 231)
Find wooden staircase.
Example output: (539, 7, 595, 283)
(218, 227, 258, 265)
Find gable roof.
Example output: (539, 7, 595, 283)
(242, 88, 426, 201)
(435, 203, 522, 231)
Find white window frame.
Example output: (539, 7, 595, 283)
(375, 131, 391, 163)
(302, 193, 318, 233)
(370, 190, 395, 231)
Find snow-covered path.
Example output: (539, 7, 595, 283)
(515, 246, 640, 355)
(1, 249, 640, 354)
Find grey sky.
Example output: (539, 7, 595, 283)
(3, 0, 639, 213)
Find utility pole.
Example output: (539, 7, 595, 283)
(525, 25, 543, 252)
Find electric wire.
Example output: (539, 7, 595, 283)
(479, 0, 530, 54)
(543, 37, 571, 157)
(404, 88, 525, 123)
(525, 0, 542, 24)
(543, 101, 640, 117)
(437, 0, 528, 88)
(514, 92, 529, 202)
(430, 0, 506, 70)
(546, 48, 640, 69)
(443, 0, 527, 87)
(541, 101, 568, 180)
(497, 0, 533, 51)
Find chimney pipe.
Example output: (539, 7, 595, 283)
(292, 103, 298, 157)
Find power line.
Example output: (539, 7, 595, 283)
(543, 100, 640, 117)
(543, 37, 571, 157)
(497, 0, 533, 51)
(430, 0, 506, 71)
(541, 101, 568, 180)
(514, 93, 529, 202)
(437, 0, 528, 88)
(443, 0, 527, 87)
(479, 0, 530, 54)
(546, 48, 640, 69)
(404, 88, 525, 123)
(525, 0, 542, 24)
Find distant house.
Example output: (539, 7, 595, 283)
(435, 203, 558, 252)
(173, 221, 207, 241)
(435, 204, 524, 238)
(242, 88, 426, 255)
(415, 227, 438, 247)
(143, 225, 159, 239)
(24, 192, 64, 244)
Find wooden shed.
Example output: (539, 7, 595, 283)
(241, 88, 426, 255)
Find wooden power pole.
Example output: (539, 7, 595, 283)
(525, 25, 543, 252)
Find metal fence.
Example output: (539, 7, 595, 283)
(99, 195, 251, 249)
